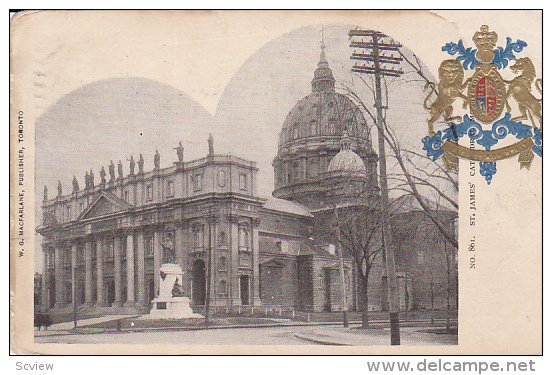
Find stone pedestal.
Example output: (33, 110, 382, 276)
(142, 263, 203, 319)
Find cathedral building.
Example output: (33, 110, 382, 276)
(38, 43, 456, 315)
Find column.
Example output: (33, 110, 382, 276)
(84, 240, 93, 305)
(54, 245, 65, 308)
(113, 236, 123, 306)
(41, 247, 49, 310)
(228, 216, 241, 306)
(71, 242, 77, 305)
(95, 237, 106, 306)
(208, 217, 217, 305)
(153, 230, 161, 296)
(175, 224, 185, 268)
(136, 231, 146, 306)
(124, 232, 135, 306)
(251, 219, 262, 306)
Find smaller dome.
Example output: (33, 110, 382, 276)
(327, 131, 367, 176)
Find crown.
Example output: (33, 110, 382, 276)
(472, 25, 498, 63)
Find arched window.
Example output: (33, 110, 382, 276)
(293, 161, 301, 180)
(193, 224, 204, 249)
(310, 120, 317, 136)
(218, 280, 227, 295)
(239, 226, 249, 250)
(328, 118, 336, 134)
(218, 231, 227, 246)
(219, 256, 227, 270)
(293, 125, 299, 139)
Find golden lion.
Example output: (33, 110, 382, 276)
(424, 59, 469, 135)
(504, 57, 542, 130)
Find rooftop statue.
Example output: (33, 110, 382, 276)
(108, 161, 115, 182)
(100, 166, 106, 184)
(154, 150, 161, 169)
(174, 142, 184, 162)
(138, 154, 144, 174)
(117, 160, 123, 179)
(43, 185, 48, 201)
(128, 155, 135, 175)
(72, 175, 79, 192)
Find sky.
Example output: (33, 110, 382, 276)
(34, 23, 438, 269)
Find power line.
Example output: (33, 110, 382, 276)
(349, 28, 403, 346)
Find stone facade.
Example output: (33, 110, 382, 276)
(37, 42, 457, 315)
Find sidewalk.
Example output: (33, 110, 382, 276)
(35, 315, 139, 336)
(293, 326, 458, 346)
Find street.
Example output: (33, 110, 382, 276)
(35, 324, 457, 346)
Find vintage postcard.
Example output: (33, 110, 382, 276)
(10, 10, 542, 355)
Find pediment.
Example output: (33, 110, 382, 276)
(78, 192, 133, 220)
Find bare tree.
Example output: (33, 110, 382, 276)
(339, 59, 458, 250)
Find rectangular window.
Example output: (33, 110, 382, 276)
(66, 206, 71, 221)
(47, 251, 55, 268)
(106, 239, 115, 259)
(239, 173, 248, 191)
(124, 190, 130, 202)
(193, 225, 204, 248)
(239, 226, 249, 250)
(167, 180, 174, 197)
(79, 202, 84, 214)
(146, 185, 153, 201)
(193, 173, 203, 191)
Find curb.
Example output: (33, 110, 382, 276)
(293, 333, 350, 346)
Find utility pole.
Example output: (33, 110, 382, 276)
(335, 221, 349, 327)
(205, 208, 213, 327)
(349, 29, 403, 345)
(72, 258, 77, 331)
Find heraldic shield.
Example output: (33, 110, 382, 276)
(422, 25, 542, 184)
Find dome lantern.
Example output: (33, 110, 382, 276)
(311, 39, 336, 93)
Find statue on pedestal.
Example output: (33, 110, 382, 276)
(89, 169, 95, 187)
(57, 180, 62, 196)
(85, 171, 89, 189)
(72, 175, 79, 193)
(117, 160, 123, 180)
(109, 160, 115, 182)
(174, 142, 184, 162)
(43, 185, 48, 201)
(172, 278, 185, 297)
(100, 166, 106, 184)
(160, 235, 175, 264)
(154, 150, 161, 169)
(138, 154, 144, 174)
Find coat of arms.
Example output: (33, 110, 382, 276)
(422, 25, 542, 184)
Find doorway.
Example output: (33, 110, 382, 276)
(239, 275, 250, 305)
(106, 280, 115, 306)
(192, 259, 206, 305)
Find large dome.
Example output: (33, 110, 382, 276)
(272, 42, 379, 209)
(278, 46, 369, 147)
